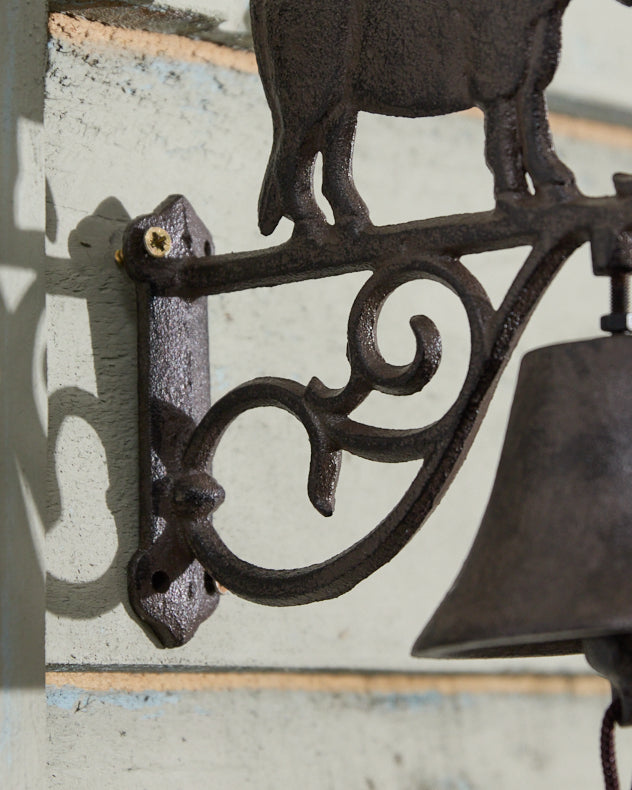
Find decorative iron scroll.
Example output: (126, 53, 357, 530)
(122, 0, 632, 646)
(122, 181, 632, 644)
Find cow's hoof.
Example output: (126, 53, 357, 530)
(534, 181, 580, 204)
(335, 213, 372, 239)
(494, 190, 532, 213)
(291, 218, 331, 246)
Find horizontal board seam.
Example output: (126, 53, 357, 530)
(45, 671, 610, 696)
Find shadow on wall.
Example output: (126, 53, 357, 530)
(46, 198, 142, 627)
(0, 0, 46, 705)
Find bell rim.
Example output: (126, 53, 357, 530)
(412, 336, 632, 663)
(412, 622, 632, 660)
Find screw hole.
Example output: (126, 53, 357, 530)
(151, 570, 171, 593)
(204, 240, 211, 256)
(187, 582, 195, 600)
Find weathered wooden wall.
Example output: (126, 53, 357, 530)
(0, 0, 630, 786)
(46, 673, 632, 790)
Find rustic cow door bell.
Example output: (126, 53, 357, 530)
(117, 1, 632, 786)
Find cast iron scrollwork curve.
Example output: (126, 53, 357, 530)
(169, 240, 578, 606)
(178, 252, 499, 606)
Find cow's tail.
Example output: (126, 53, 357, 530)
(251, 0, 284, 236)
(258, 152, 283, 236)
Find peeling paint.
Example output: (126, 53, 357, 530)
(46, 685, 181, 714)
(369, 691, 444, 712)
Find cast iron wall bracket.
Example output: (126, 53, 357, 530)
(125, 197, 221, 647)
(119, 0, 632, 649)
(121, 181, 632, 646)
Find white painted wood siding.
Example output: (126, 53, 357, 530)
(47, 674, 632, 790)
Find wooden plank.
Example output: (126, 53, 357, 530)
(46, 670, 610, 695)
(48, 12, 258, 72)
(47, 680, 632, 789)
(49, 0, 249, 48)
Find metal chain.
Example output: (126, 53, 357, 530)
(600, 699, 629, 790)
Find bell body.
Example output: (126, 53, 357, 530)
(413, 335, 632, 660)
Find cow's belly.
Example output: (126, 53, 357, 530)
(354, 50, 473, 118)
(353, 0, 528, 117)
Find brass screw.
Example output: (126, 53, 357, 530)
(144, 226, 173, 258)
(114, 249, 125, 266)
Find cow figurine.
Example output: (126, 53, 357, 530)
(250, 0, 632, 238)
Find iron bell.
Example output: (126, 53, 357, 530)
(413, 335, 632, 721)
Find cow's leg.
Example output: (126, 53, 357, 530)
(275, 121, 327, 239)
(518, 11, 578, 200)
(484, 98, 529, 206)
(322, 109, 370, 234)
(520, 89, 577, 199)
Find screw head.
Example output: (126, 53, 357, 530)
(144, 227, 173, 258)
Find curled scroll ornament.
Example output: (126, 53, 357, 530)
(180, 240, 578, 606)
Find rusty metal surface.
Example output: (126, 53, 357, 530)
(126, 196, 221, 647)
(119, 0, 632, 651)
